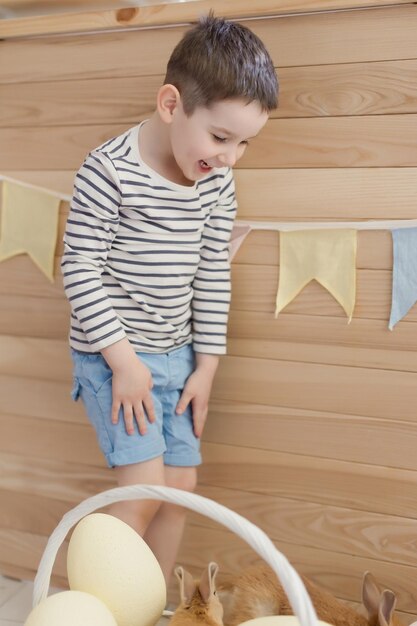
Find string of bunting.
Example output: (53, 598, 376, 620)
(1, 176, 416, 329)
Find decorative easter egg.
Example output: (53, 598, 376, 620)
(238, 617, 333, 626)
(67, 513, 166, 626)
(24, 590, 117, 626)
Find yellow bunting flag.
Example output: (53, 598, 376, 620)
(0, 181, 61, 281)
(275, 229, 357, 321)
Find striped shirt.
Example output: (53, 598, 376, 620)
(61, 122, 237, 355)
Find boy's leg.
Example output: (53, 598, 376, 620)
(71, 349, 169, 536)
(106, 344, 200, 583)
(109, 456, 166, 535)
(141, 344, 201, 583)
(109, 460, 196, 584)
(143, 465, 197, 584)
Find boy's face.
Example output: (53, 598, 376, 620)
(168, 97, 269, 183)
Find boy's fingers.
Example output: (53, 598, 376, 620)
(176, 391, 192, 415)
(193, 414, 204, 438)
(192, 402, 208, 438)
(143, 394, 156, 423)
(193, 418, 202, 438)
(123, 404, 135, 435)
(111, 401, 120, 425)
(134, 404, 147, 435)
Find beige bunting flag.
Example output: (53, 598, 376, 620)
(0, 181, 61, 281)
(275, 229, 357, 321)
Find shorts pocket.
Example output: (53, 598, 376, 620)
(95, 376, 115, 426)
(79, 381, 114, 456)
(71, 377, 81, 401)
(80, 353, 113, 395)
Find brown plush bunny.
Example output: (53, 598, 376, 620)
(217, 564, 405, 626)
(170, 562, 224, 626)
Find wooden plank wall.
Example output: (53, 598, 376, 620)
(1, 2, 417, 622)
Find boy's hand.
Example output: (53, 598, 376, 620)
(176, 354, 219, 438)
(101, 338, 156, 436)
(111, 358, 155, 436)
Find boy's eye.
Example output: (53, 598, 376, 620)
(212, 134, 249, 146)
(212, 134, 227, 143)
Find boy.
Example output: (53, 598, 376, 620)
(62, 14, 278, 584)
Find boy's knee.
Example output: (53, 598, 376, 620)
(166, 466, 197, 493)
(179, 468, 197, 493)
(111, 498, 162, 534)
(133, 498, 162, 516)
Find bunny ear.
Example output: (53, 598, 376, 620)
(362, 571, 381, 620)
(378, 589, 396, 626)
(199, 562, 219, 603)
(175, 566, 196, 607)
(362, 572, 398, 626)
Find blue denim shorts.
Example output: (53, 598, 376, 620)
(70, 343, 201, 468)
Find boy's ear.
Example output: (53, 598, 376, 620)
(157, 83, 181, 123)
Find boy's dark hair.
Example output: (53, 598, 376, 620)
(164, 14, 278, 115)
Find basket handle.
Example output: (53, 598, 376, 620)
(33, 484, 319, 626)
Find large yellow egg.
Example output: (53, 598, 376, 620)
(67, 513, 166, 626)
(24, 590, 117, 626)
(239, 617, 333, 626)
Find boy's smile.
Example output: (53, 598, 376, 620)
(169, 97, 269, 183)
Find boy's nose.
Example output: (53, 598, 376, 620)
(218, 150, 237, 168)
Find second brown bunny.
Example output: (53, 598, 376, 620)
(217, 563, 405, 626)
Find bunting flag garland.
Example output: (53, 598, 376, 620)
(1, 174, 417, 328)
(235, 219, 417, 232)
(389, 228, 417, 330)
(275, 229, 357, 321)
(0, 180, 61, 282)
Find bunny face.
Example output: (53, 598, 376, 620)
(171, 562, 224, 626)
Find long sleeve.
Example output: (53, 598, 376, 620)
(61, 150, 126, 351)
(191, 168, 237, 355)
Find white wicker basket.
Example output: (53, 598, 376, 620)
(32, 485, 320, 625)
